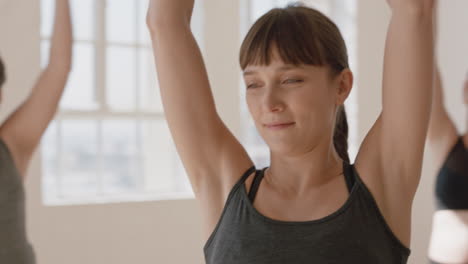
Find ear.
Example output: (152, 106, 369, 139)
(335, 69, 353, 105)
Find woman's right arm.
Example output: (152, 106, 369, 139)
(146, 0, 253, 233)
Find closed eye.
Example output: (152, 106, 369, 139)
(283, 79, 303, 84)
(247, 83, 259, 89)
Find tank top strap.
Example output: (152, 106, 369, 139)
(447, 136, 465, 157)
(343, 161, 355, 193)
(217, 165, 257, 210)
(232, 165, 257, 194)
(248, 163, 353, 202)
(239, 165, 257, 183)
(248, 167, 266, 203)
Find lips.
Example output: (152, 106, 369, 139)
(264, 122, 295, 129)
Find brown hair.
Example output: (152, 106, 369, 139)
(239, 3, 350, 163)
(0, 56, 5, 89)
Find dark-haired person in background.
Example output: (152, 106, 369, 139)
(0, 0, 72, 263)
(146, 0, 434, 263)
(427, 6, 468, 261)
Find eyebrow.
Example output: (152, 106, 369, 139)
(243, 65, 305, 76)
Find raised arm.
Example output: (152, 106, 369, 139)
(380, 0, 435, 188)
(0, 0, 72, 177)
(355, 0, 435, 246)
(146, 0, 253, 235)
(358, 0, 435, 190)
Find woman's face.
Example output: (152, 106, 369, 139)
(243, 49, 351, 155)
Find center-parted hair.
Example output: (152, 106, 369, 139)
(239, 3, 350, 163)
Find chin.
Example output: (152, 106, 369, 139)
(265, 140, 301, 156)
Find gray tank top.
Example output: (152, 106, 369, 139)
(204, 162, 410, 264)
(0, 139, 36, 263)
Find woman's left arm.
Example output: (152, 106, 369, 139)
(357, 1, 435, 196)
(355, 0, 435, 246)
(379, 1, 435, 192)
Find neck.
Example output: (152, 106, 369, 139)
(266, 136, 343, 197)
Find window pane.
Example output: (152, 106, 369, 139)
(137, 0, 151, 45)
(140, 120, 187, 193)
(106, 46, 137, 111)
(102, 120, 139, 193)
(40, 0, 54, 38)
(70, 0, 95, 41)
(274, 0, 295, 8)
(61, 43, 97, 110)
(106, 0, 137, 44)
(250, 0, 275, 22)
(41, 122, 59, 203)
(41, 0, 94, 40)
(138, 49, 162, 112)
(40, 40, 50, 69)
(60, 120, 99, 197)
(302, 0, 330, 14)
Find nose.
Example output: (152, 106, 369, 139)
(263, 86, 285, 113)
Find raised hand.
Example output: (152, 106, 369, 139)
(386, 0, 435, 14)
(146, 0, 195, 29)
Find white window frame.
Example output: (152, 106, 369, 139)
(40, 0, 204, 205)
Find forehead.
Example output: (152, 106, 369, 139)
(243, 60, 322, 77)
(244, 46, 319, 74)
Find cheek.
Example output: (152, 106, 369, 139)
(293, 86, 334, 113)
(291, 89, 337, 131)
(245, 95, 259, 118)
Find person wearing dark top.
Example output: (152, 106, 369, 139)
(146, 0, 434, 263)
(427, 38, 468, 264)
(0, 1, 72, 263)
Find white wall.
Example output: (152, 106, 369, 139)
(438, 1, 468, 130)
(1, 0, 466, 263)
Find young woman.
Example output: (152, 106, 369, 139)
(0, 0, 72, 262)
(147, 0, 434, 263)
(427, 47, 468, 264)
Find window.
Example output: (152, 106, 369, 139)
(239, 0, 358, 169)
(40, 0, 204, 205)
